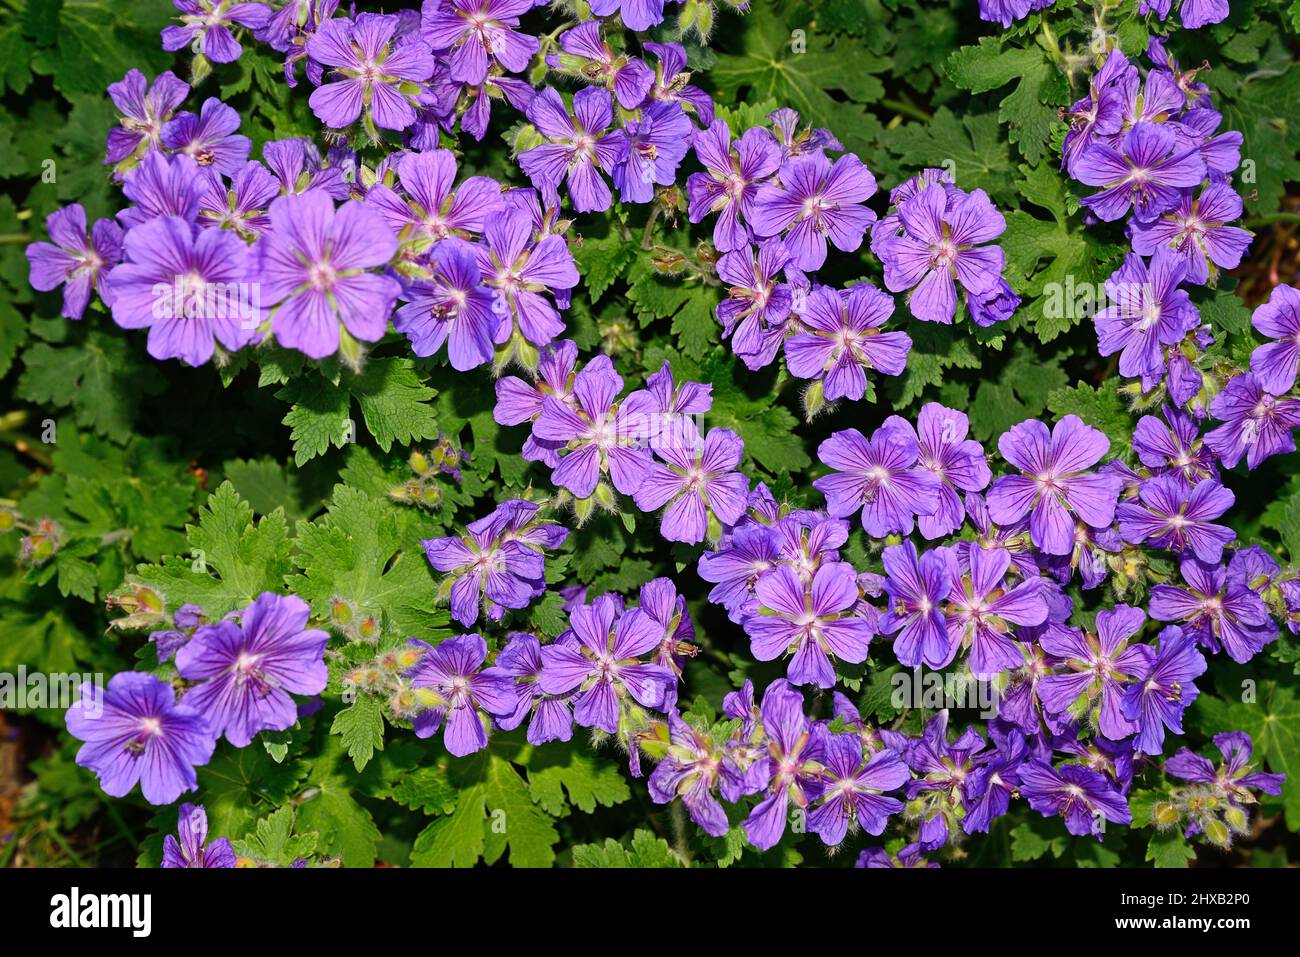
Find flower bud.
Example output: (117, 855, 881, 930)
(330, 597, 355, 627)
(1153, 801, 1180, 828)
(1224, 805, 1249, 834)
(1205, 819, 1231, 848)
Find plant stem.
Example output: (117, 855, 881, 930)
(1245, 213, 1300, 227)
(879, 98, 931, 123)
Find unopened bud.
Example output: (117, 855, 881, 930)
(409, 450, 430, 475)
(1205, 819, 1231, 848)
(1153, 801, 1180, 828)
(330, 597, 354, 626)
(0, 508, 17, 532)
(593, 481, 616, 512)
(357, 615, 380, 642)
(1224, 805, 1249, 833)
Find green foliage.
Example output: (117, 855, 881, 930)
(2, 0, 1298, 873)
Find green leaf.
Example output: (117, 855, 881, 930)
(574, 233, 636, 303)
(234, 807, 320, 867)
(222, 457, 309, 522)
(1194, 682, 1300, 828)
(710, 15, 886, 155)
(277, 359, 438, 466)
(330, 695, 386, 773)
(882, 109, 1017, 207)
(527, 741, 631, 815)
(133, 482, 294, 618)
(411, 752, 559, 867)
(1047, 381, 1135, 452)
(571, 829, 685, 867)
(290, 484, 447, 639)
(18, 332, 165, 441)
(412, 782, 486, 867)
(1009, 820, 1068, 862)
(1146, 829, 1196, 868)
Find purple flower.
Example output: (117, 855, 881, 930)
(743, 562, 873, 689)
(494, 339, 579, 466)
(808, 735, 908, 846)
(944, 545, 1048, 677)
(963, 724, 1027, 834)
(1122, 625, 1206, 756)
(163, 803, 236, 868)
(1133, 405, 1216, 484)
(105, 69, 190, 167)
(422, 0, 540, 86)
(407, 633, 516, 756)
(743, 679, 826, 850)
(477, 207, 579, 346)
(1165, 732, 1284, 805)
(879, 185, 1007, 325)
(697, 524, 782, 620)
(643, 41, 713, 124)
(634, 428, 749, 544)
(715, 239, 793, 371)
(263, 137, 351, 199)
(1038, 604, 1149, 741)
(519, 88, 626, 213)
(1117, 473, 1236, 563)
(879, 542, 957, 669)
(533, 355, 652, 499)
(588, 0, 672, 32)
(1072, 121, 1207, 223)
(1205, 372, 1300, 470)
(422, 499, 567, 627)
(1017, 761, 1132, 838)
(784, 284, 911, 401)
(551, 22, 653, 110)
(813, 426, 942, 538)
(26, 204, 123, 320)
(491, 633, 576, 745)
(1149, 557, 1276, 663)
(977, 0, 1042, 27)
(856, 842, 937, 868)
(1130, 183, 1252, 286)
(175, 593, 328, 748)
(648, 713, 744, 837)
(686, 120, 781, 252)
(364, 149, 504, 244)
(987, 415, 1121, 556)
(119, 152, 204, 227)
(612, 101, 693, 204)
(257, 191, 401, 359)
(103, 215, 256, 366)
(539, 596, 675, 733)
(767, 107, 843, 160)
(885, 403, 992, 540)
(1061, 48, 1132, 175)
(900, 710, 987, 848)
(162, 1, 271, 64)
(161, 97, 251, 175)
(1249, 284, 1300, 396)
(394, 238, 503, 369)
(196, 161, 280, 238)
(1094, 249, 1199, 383)
(749, 151, 877, 271)
(307, 14, 437, 131)
(637, 578, 697, 696)
(65, 671, 215, 805)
